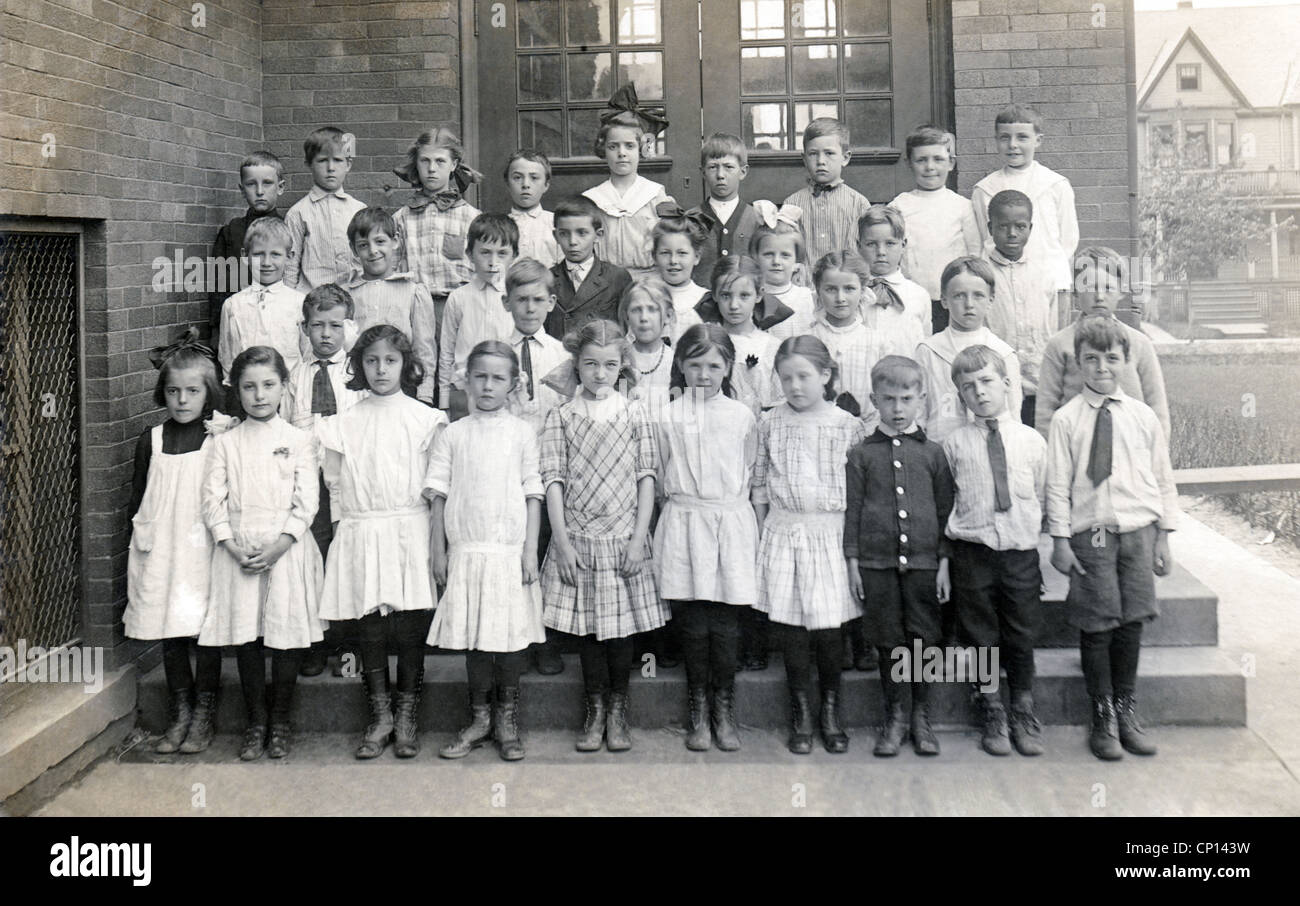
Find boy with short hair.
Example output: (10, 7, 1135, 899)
(782, 117, 872, 266)
(218, 216, 310, 383)
(209, 150, 286, 357)
(981, 189, 1061, 427)
(503, 258, 566, 437)
(890, 126, 981, 333)
(972, 105, 1079, 291)
(693, 132, 760, 285)
(438, 213, 519, 418)
(345, 206, 438, 404)
(284, 127, 366, 291)
(856, 204, 932, 352)
(943, 344, 1048, 758)
(505, 149, 561, 267)
(1046, 315, 1177, 761)
(545, 196, 634, 339)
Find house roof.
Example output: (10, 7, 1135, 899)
(1137, 5, 1300, 109)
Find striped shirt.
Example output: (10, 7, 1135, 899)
(347, 273, 439, 404)
(810, 315, 886, 428)
(983, 249, 1061, 396)
(943, 410, 1047, 552)
(438, 276, 514, 405)
(510, 206, 561, 268)
(281, 348, 367, 430)
(283, 186, 367, 291)
(783, 180, 872, 268)
(889, 187, 982, 300)
(393, 197, 481, 297)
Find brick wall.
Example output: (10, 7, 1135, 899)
(0, 0, 264, 666)
(951, 0, 1133, 250)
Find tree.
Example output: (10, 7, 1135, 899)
(1138, 167, 1264, 283)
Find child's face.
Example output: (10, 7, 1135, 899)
(995, 122, 1041, 170)
(309, 147, 351, 193)
(163, 366, 208, 425)
(603, 126, 641, 178)
(247, 236, 290, 285)
(470, 239, 514, 284)
(907, 144, 953, 192)
(466, 353, 515, 412)
(757, 233, 799, 288)
(715, 276, 759, 329)
(417, 145, 456, 193)
(777, 353, 830, 412)
(554, 215, 601, 264)
(361, 337, 404, 396)
(955, 363, 1010, 420)
(702, 154, 747, 200)
(681, 347, 728, 398)
(858, 222, 905, 276)
(507, 158, 550, 210)
(1078, 342, 1128, 396)
(237, 363, 285, 421)
(803, 134, 849, 185)
(303, 303, 349, 359)
(625, 295, 666, 346)
(577, 341, 623, 400)
(817, 267, 865, 327)
(941, 272, 993, 332)
(506, 280, 556, 336)
(990, 203, 1032, 260)
(654, 232, 700, 286)
(1075, 262, 1125, 314)
(870, 380, 925, 433)
(353, 228, 401, 279)
(240, 165, 284, 214)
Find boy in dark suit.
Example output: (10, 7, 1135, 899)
(545, 196, 634, 340)
(693, 132, 760, 286)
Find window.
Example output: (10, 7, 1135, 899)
(1183, 122, 1209, 167)
(1177, 63, 1201, 92)
(738, 0, 894, 151)
(515, 0, 666, 159)
(1150, 123, 1176, 167)
(1215, 122, 1235, 166)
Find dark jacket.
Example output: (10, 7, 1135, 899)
(693, 200, 760, 286)
(544, 257, 634, 340)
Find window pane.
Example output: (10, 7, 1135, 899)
(792, 44, 838, 93)
(519, 110, 565, 157)
(569, 52, 614, 100)
(569, 108, 602, 157)
(1183, 123, 1209, 166)
(617, 0, 660, 44)
(842, 0, 888, 35)
(1216, 122, 1234, 165)
(618, 50, 663, 98)
(741, 45, 787, 95)
(794, 101, 838, 148)
(743, 101, 788, 150)
(844, 98, 891, 147)
(843, 42, 889, 92)
(740, 0, 785, 39)
(567, 0, 611, 45)
(793, 0, 836, 38)
(518, 54, 563, 103)
(518, 0, 563, 47)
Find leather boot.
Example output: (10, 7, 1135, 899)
(267, 723, 292, 759)
(787, 688, 814, 755)
(1089, 695, 1124, 761)
(874, 690, 908, 758)
(576, 692, 607, 752)
(494, 685, 525, 761)
(851, 624, 877, 673)
(1008, 691, 1045, 757)
(711, 684, 741, 751)
(980, 693, 1012, 756)
(605, 692, 632, 752)
(1114, 693, 1157, 756)
(179, 691, 217, 754)
(911, 686, 939, 756)
(439, 698, 493, 759)
(819, 688, 849, 753)
(155, 689, 194, 754)
(685, 685, 711, 751)
(300, 644, 327, 677)
(354, 668, 394, 760)
(239, 723, 267, 761)
(392, 663, 425, 759)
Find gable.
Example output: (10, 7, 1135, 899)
(1141, 38, 1246, 111)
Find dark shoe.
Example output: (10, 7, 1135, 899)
(267, 723, 292, 759)
(874, 701, 908, 757)
(911, 700, 939, 756)
(1089, 695, 1124, 761)
(1009, 693, 1045, 757)
(354, 669, 394, 760)
(439, 702, 492, 759)
(686, 685, 711, 751)
(711, 684, 741, 751)
(787, 688, 814, 755)
(300, 645, 327, 677)
(179, 691, 217, 754)
(576, 692, 607, 752)
(155, 690, 194, 754)
(494, 686, 525, 761)
(393, 691, 422, 758)
(533, 643, 564, 676)
(741, 650, 768, 671)
(819, 689, 849, 753)
(239, 724, 267, 761)
(980, 694, 1012, 756)
(605, 692, 632, 752)
(1114, 693, 1157, 756)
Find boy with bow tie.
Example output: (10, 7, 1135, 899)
(782, 117, 872, 266)
(856, 204, 931, 356)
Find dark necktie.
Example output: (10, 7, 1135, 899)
(519, 337, 535, 400)
(312, 360, 337, 416)
(868, 277, 905, 311)
(986, 418, 1012, 513)
(1088, 399, 1113, 486)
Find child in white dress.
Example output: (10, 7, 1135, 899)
(317, 324, 448, 759)
(650, 205, 707, 340)
(620, 279, 676, 422)
(749, 205, 816, 340)
(426, 340, 546, 762)
(808, 250, 886, 423)
(200, 346, 324, 761)
(753, 336, 868, 755)
(695, 255, 784, 418)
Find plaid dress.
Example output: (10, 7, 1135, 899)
(539, 394, 667, 640)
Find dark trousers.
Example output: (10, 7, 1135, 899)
(234, 640, 305, 726)
(674, 599, 740, 690)
(578, 634, 635, 695)
(1080, 620, 1144, 698)
(357, 609, 434, 693)
(780, 625, 842, 695)
(950, 539, 1041, 696)
(465, 649, 529, 704)
(162, 638, 223, 694)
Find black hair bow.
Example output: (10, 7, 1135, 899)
(148, 327, 216, 371)
(654, 200, 717, 234)
(601, 84, 669, 136)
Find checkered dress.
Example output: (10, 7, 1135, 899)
(539, 395, 667, 640)
(393, 197, 481, 298)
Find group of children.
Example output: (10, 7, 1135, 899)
(129, 94, 1178, 765)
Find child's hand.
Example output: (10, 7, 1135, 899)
(936, 560, 951, 604)
(554, 540, 588, 586)
(1153, 531, 1173, 577)
(431, 547, 448, 588)
(245, 535, 293, 573)
(619, 534, 647, 578)
(847, 558, 864, 601)
(1050, 537, 1085, 576)
(522, 546, 539, 585)
(222, 539, 256, 570)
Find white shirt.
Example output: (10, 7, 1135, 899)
(861, 269, 929, 357)
(667, 281, 707, 341)
(889, 187, 982, 300)
(282, 347, 368, 430)
(218, 280, 311, 380)
(983, 249, 1060, 396)
(510, 206, 560, 267)
(438, 276, 514, 404)
(972, 161, 1079, 291)
(506, 328, 568, 436)
(709, 196, 740, 227)
(915, 326, 1024, 443)
(566, 256, 595, 289)
(943, 409, 1047, 552)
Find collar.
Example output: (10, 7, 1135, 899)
(252, 280, 285, 295)
(308, 185, 349, 202)
(585, 177, 661, 217)
(567, 257, 595, 278)
(814, 313, 864, 333)
(313, 348, 348, 366)
(1081, 385, 1126, 408)
(988, 248, 1028, 268)
(348, 270, 413, 288)
(868, 270, 904, 285)
(245, 207, 280, 222)
(509, 328, 545, 346)
(709, 196, 740, 220)
(474, 275, 504, 293)
(810, 178, 845, 196)
(974, 410, 1017, 432)
(511, 205, 545, 219)
(867, 424, 926, 444)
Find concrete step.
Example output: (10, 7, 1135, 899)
(138, 645, 1246, 734)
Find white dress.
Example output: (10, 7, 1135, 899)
(125, 425, 212, 639)
(424, 408, 546, 652)
(316, 392, 448, 620)
(629, 340, 675, 424)
(200, 416, 324, 650)
(653, 392, 759, 606)
(728, 328, 784, 415)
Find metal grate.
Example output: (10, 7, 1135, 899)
(0, 229, 82, 651)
